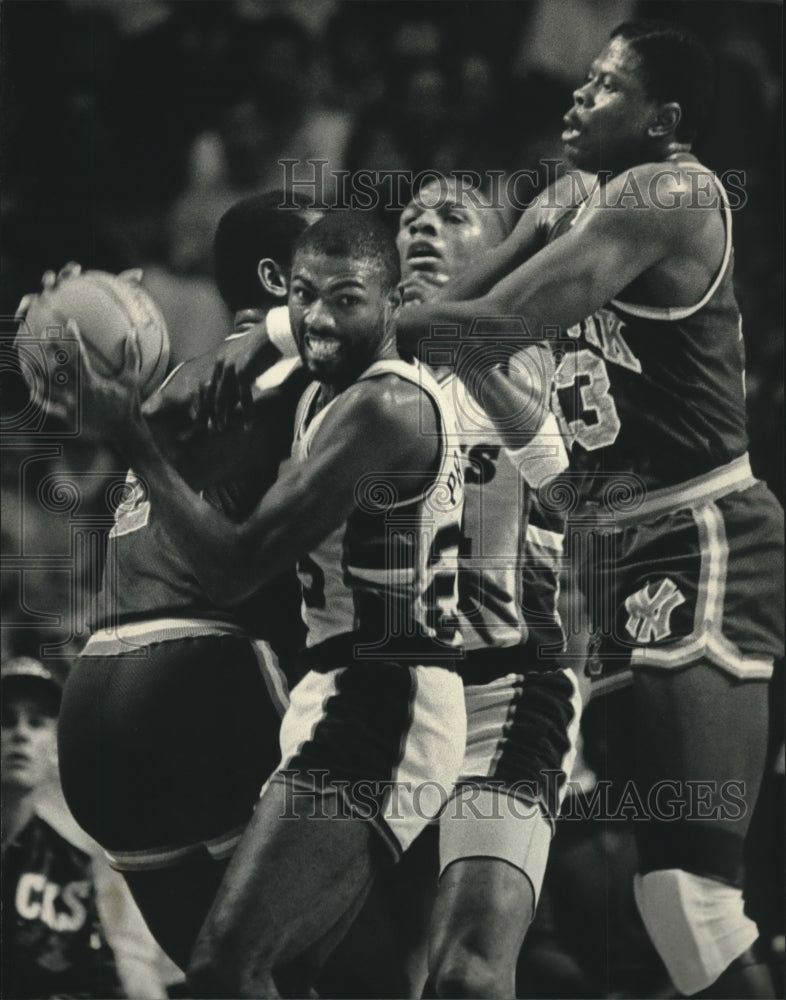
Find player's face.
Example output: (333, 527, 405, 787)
(562, 37, 661, 173)
(1, 692, 57, 792)
(397, 181, 502, 282)
(289, 251, 397, 387)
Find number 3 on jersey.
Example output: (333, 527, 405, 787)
(553, 348, 621, 451)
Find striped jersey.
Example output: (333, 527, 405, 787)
(550, 162, 749, 503)
(292, 359, 464, 668)
(440, 368, 565, 654)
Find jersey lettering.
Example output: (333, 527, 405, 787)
(15, 873, 90, 932)
(464, 444, 501, 486)
(108, 470, 150, 538)
(554, 348, 621, 451)
(566, 309, 642, 374)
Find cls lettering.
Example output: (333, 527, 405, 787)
(15, 874, 89, 932)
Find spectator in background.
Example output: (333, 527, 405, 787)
(1, 655, 171, 999)
(1, 656, 124, 999)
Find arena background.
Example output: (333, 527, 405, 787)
(1, 2, 783, 997)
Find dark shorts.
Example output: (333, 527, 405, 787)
(577, 482, 784, 695)
(58, 633, 286, 869)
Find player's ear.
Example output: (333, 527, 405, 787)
(257, 258, 288, 299)
(385, 285, 402, 321)
(648, 102, 681, 138)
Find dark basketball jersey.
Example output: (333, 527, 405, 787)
(549, 164, 748, 502)
(1, 814, 123, 1000)
(91, 357, 309, 637)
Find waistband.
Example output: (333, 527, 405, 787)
(298, 631, 460, 673)
(83, 617, 248, 655)
(586, 454, 757, 528)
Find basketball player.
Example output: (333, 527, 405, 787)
(64, 211, 467, 999)
(397, 178, 580, 999)
(52, 193, 317, 969)
(396, 22, 784, 998)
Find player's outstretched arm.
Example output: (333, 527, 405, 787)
(142, 317, 287, 458)
(72, 335, 437, 605)
(469, 344, 555, 447)
(397, 167, 681, 347)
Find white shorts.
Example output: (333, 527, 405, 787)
(273, 662, 466, 858)
(440, 667, 581, 881)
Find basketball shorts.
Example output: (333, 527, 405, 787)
(576, 481, 784, 696)
(270, 661, 466, 860)
(58, 627, 288, 871)
(436, 659, 580, 885)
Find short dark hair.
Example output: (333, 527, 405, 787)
(611, 21, 713, 142)
(213, 191, 314, 312)
(293, 212, 401, 292)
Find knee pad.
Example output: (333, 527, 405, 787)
(440, 788, 553, 903)
(633, 868, 759, 996)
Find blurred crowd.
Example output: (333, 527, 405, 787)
(1, 1, 783, 997)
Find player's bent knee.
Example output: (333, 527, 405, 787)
(187, 924, 263, 999)
(633, 868, 759, 996)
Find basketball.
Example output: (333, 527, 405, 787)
(18, 270, 170, 400)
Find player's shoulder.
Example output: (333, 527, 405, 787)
(527, 170, 598, 244)
(325, 365, 440, 463)
(607, 158, 722, 212)
(342, 366, 429, 425)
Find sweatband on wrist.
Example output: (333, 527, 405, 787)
(266, 306, 297, 357)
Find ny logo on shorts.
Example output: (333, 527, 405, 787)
(625, 578, 686, 644)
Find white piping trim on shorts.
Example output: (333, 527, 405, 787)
(250, 639, 290, 717)
(629, 501, 773, 680)
(83, 618, 247, 654)
(612, 454, 755, 526)
(104, 823, 247, 872)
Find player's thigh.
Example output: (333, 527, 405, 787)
(123, 857, 229, 970)
(632, 662, 769, 840)
(192, 780, 380, 975)
(631, 663, 771, 890)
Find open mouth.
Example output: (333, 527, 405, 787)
(562, 112, 582, 142)
(304, 334, 344, 361)
(407, 241, 442, 264)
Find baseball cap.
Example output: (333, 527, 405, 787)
(1, 657, 64, 713)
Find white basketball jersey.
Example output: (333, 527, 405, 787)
(292, 359, 464, 667)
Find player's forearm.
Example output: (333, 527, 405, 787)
(117, 426, 263, 604)
(435, 212, 542, 303)
(396, 297, 490, 357)
(474, 366, 551, 446)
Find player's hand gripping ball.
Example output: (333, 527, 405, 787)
(15, 266, 170, 413)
